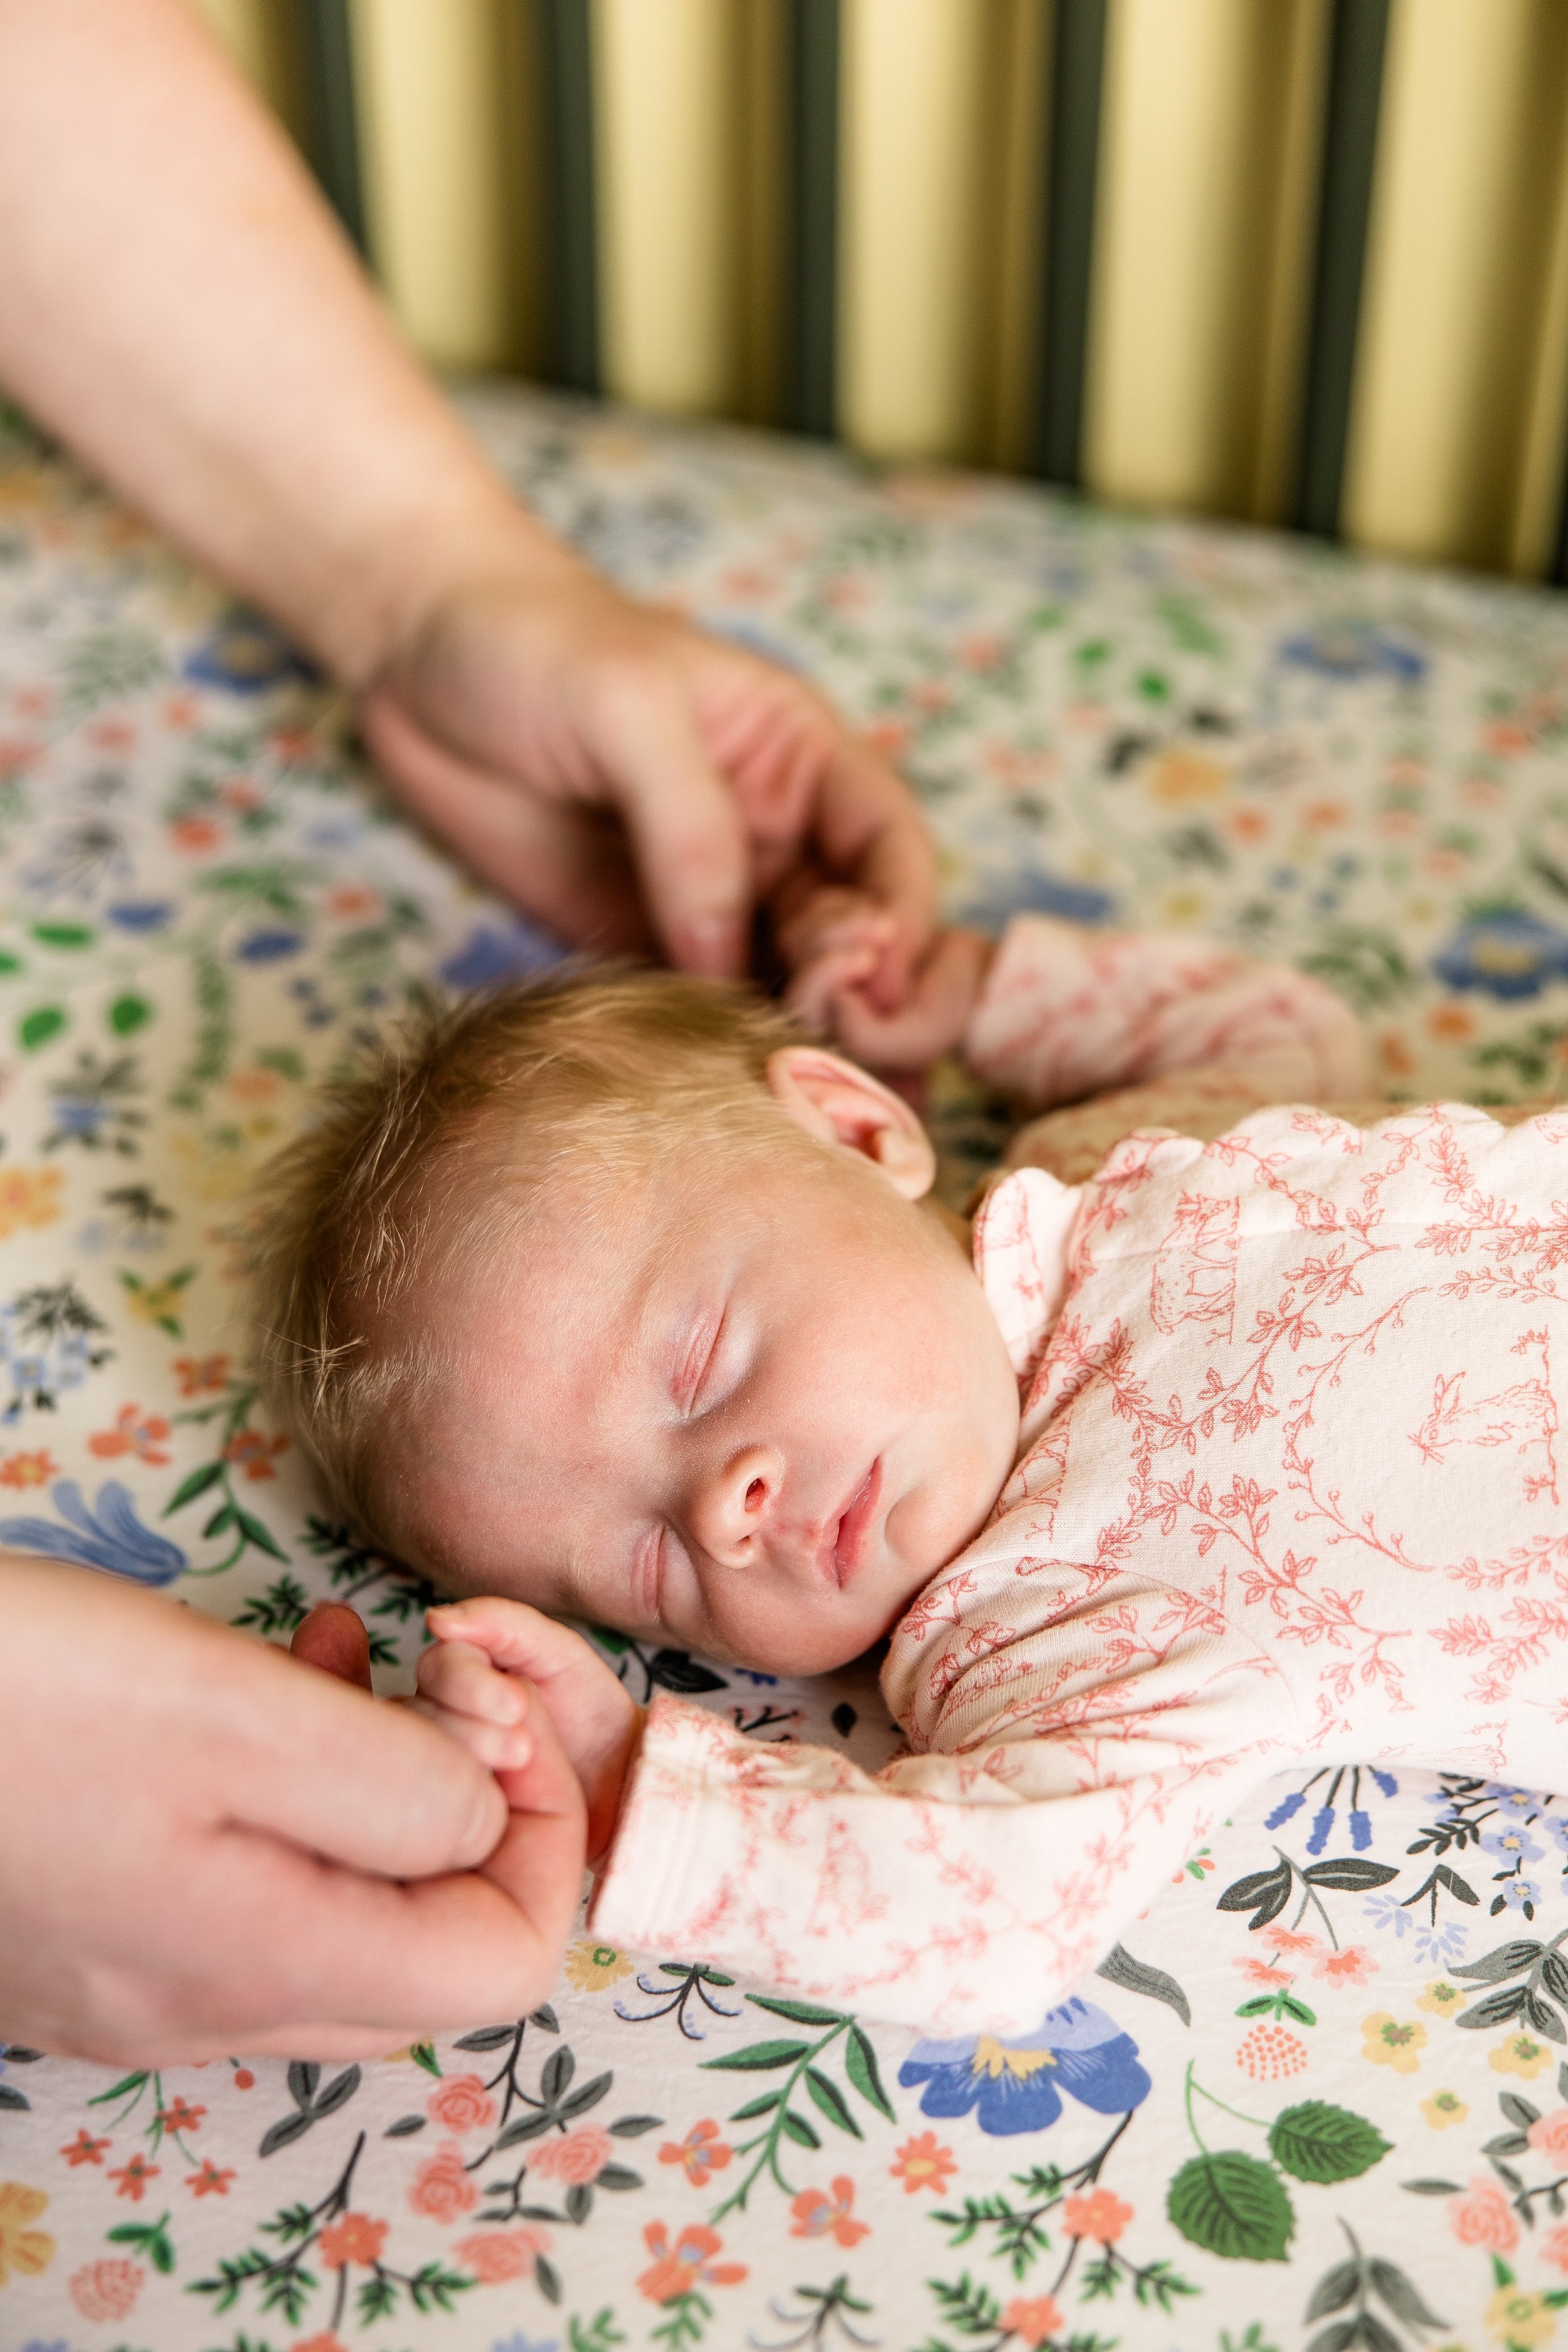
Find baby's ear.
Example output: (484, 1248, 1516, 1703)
(765, 1046, 935, 1200)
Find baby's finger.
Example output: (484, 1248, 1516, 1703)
(411, 1690, 534, 1774)
(785, 943, 879, 1037)
(416, 1637, 526, 1724)
(428, 1597, 605, 1687)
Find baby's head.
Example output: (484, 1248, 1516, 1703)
(252, 968, 1019, 1675)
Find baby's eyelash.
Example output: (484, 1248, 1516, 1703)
(676, 1313, 724, 1413)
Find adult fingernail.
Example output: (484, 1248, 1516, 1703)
(680, 912, 741, 974)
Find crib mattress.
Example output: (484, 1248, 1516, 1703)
(4, 379, 1568, 2348)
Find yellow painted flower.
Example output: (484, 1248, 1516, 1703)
(1361, 2013, 1427, 2072)
(1419, 1979, 1465, 2018)
(0, 1166, 63, 1240)
(1160, 889, 1209, 928)
(1486, 2286, 1555, 2348)
(1491, 2032, 1556, 2081)
(1421, 2089, 1468, 2130)
(562, 1941, 635, 1993)
(0, 2181, 55, 2284)
(1147, 749, 1229, 807)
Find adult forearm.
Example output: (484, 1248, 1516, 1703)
(0, 0, 567, 682)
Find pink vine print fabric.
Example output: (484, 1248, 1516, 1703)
(13, 381, 1568, 2343)
(596, 1110, 1568, 2037)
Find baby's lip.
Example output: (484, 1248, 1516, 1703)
(829, 1459, 884, 1588)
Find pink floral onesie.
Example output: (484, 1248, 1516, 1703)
(593, 932, 1568, 2035)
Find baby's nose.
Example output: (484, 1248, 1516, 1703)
(689, 1446, 783, 1569)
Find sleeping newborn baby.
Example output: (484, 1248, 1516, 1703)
(253, 921, 1568, 2035)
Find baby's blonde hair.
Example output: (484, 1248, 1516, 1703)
(250, 965, 799, 1542)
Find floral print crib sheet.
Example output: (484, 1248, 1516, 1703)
(9, 379, 1568, 2351)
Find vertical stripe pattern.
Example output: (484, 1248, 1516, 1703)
(188, 0, 1568, 581)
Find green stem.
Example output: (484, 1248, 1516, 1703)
(708, 2019, 850, 2226)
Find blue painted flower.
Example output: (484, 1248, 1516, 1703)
(1432, 911, 1568, 1001)
(235, 928, 305, 963)
(1488, 1785, 1545, 1814)
(183, 612, 315, 693)
(1279, 620, 1426, 682)
(1502, 1873, 1545, 1912)
(440, 918, 563, 992)
(898, 1995, 1150, 2137)
(1361, 1894, 1470, 1970)
(490, 2334, 558, 2352)
(1268, 1765, 1396, 1849)
(960, 869, 1116, 935)
(1481, 1823, 1545, 1865)
(105, 899, 174, 932)
(1540, 1812, 1568, 1856)
(0, 1479, 186, 1584)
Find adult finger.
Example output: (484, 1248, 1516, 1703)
(583, 667, 751, 975)
(154, 1823, 574, 2045)
(360, 689, 654, 953)
(213, 1629, 509, 1881)
(290, 1601, 373, 1690)
(811, 736, 940, 1002)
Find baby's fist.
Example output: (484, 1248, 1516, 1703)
(421, 1599, 644, 1865)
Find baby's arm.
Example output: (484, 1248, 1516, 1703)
(426, 1574, 1274, 2035)
(418, 1598, 643, 1868)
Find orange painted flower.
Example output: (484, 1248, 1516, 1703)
(1234, 1955, 1293, 1988)
(861, 718, 911, 760)
(156, 2097, 205, 2135)
(1236, 2023, 1308, 2080)
(427, 2073, 496, 2135)
(889, 2131, 956, 2196)
(169, 815, 222, 852)
(1061, 2187, 1133, 2244)
(60, 2130, 109, 2167)
(529, 2124, 612, 2185)
(108, 2154, 158, 2201)
(1528, 2109, 1568, 2165)
(326, 884, 380, 918)
(90, 1404, 173, 1466)
(1310, 1944, 1377, 1986)
(1000, 2295, 1062, 2348)
(173, 1352, 231, 1395)
(0, 1448, 58, 1488)
(223, 1427, 289, 1480)
(659, 2118, 732, 2186)
(1426, 1001, 1476, 1042)
(186, 2161, 235, 2197)
(317, 2211, 389, 2269)
(0, 2182, 54, 2285)
(1449, 2175, 1518, 2253)
(70, 2254, 142, 2319)
(1542, 2219, 1568, 2274)
(454, 2226, 551, 2282)
(407, 2144, 477, 2223)
(637, 2220, 747, 2302)
(789, 2175, 869, 2248)
(292, 2338, 350, 2352)
(0, 1165, 63, 1238)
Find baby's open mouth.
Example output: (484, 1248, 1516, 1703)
(830, 1458, 883, 1587)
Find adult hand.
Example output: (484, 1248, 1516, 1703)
(358, 551, 938, 995)
(0, 1557, 583, 2063)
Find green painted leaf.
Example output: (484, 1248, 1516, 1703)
(163, 1459, 224, 1514)
(18, 1005, 65, 1051)
(236, 1510, 288, 1562)
(844, 2026, 896, 2122)
(1269, 2101, 1391, 2184)
(109, 992, 151, 1036)
(31, 921, 93, 950)
(701, 2038, 808, 2072)
(1167, 2151, 1294, 2263)
(779, 2107, 820, 2149)
(0, 950, 23, 975)
(726, 2091, 781, 2122)
(804, 2066, 861, 2138)
(747, 1994, 845, 2027)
